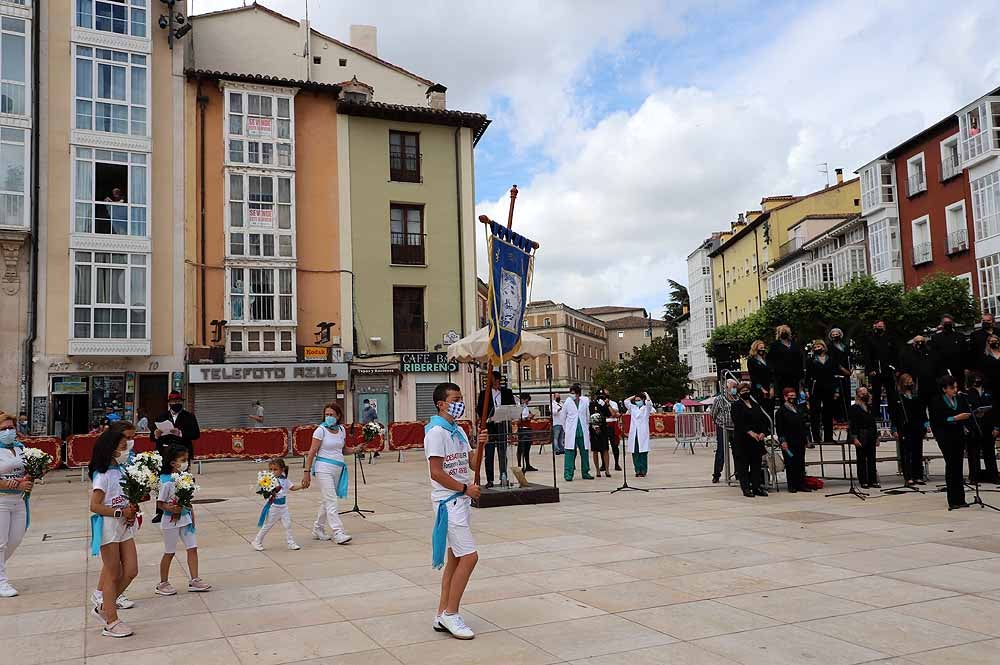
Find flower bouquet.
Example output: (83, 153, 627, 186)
(589, 412, 604, 425)
(119, 462, 160, 527)
(169, 471, 198, 528)
(21, 448, 53, 481)
(133, 451, 162, 502)
(256, 470, 280, 502)
(362, 421, 384, 442)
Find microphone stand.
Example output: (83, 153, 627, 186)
(339, 424, 375, 519)
(612, 399, 648, 495)
(965, 401, 1000, 512)
(748, 393, 779, 494)
(826, 400, 869, 501)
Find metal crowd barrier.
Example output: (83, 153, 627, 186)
(674, 412, 716, 454)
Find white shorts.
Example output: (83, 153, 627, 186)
(162, 526, 197, 554)
(100, 517, 136, 548)
(435, 496, 477, 558)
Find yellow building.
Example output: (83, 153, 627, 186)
(710, 177, 861, 325)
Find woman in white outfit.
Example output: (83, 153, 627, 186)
(302, 402, 352, 544)
(0, 411, 32, 598)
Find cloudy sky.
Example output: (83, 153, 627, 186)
(193, 0, 1000, 317)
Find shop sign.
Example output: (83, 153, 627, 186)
(302, 346, 328, 362)
(187, 363, 349, 384)
(400, 352, 458, 373)
(52, 376, 87, 394)
(352, 367, 397, 376)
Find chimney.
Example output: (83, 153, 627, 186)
(426, 83, 447, 110)
(350, 25, 377, 57)
(737, 213, 745, 224)
(835, 168, 844, 185)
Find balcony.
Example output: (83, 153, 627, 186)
(947, 228, 969, 255)
(390, 232, 426, 265)
(940, 155, 961, 181)
(907, 172, 927, 197)
(778, 237, 802, 259)
(959, 99, 1000, 168)
(912, 242, 932, 266)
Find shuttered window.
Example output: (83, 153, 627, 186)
(415, 382, 438, 421)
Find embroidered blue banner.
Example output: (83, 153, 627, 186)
(487, 221, 535, 364)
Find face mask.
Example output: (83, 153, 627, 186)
(903, 384, 914, 390)
(780, 332, 789, 340)
(0, 429, 16, 446)
(815, 348, 824, 354)
(757, 350, 765, 356)
(985, 322, 994, 330)
(943, 322, 954, 330)
(323, 415, 338, 427)
(974, 382, 983, 388)
(447, 400, 466, 419)
(915, 342, 925, 349)
(859, 395, 870, 402)
(739, 392, 751, 400)
(114, 450, 130, 465)
(169, 403, 182, 413)
(729, 388, 737, 396)
(126, 439, 134, 451)
(179, 461, 189, 472)
(875, 328, 884, 335)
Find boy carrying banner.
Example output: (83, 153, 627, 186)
(426, 382, 487, 639)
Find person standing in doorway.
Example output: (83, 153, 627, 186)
(551, 395, 565, 455)
(151, 392, 200, 523)
(474, 371, 516, 489)
(249, 401, 265, 428)
(625, 393, 653, 477)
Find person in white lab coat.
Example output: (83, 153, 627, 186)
(626, 393, 653, 477)
(562, 383, 593, 481)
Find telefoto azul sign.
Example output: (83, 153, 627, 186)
(187, 363, 349, 383)
(399, 352, 458, 373)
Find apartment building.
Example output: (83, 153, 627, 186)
(32, 0, 186, 436)
(516, 301, 608, 397)
(710, 176, 861, 325)
(0, 0, 32, 424)
(768, 214, 867, 296)
(961, 90, 1000, 314)
(580, 305, 669, 363)
(684, 233, 727, 396)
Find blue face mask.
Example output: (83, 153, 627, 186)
(447, 400, 466, 419)
(729, 388, 737, 396)
(323, 415, 338, 427)
(0, 429, 16, 447)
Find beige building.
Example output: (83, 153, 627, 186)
(31, 0, 186, 435)
(514, 301, 608, 397)
(604, 314, 669, 362)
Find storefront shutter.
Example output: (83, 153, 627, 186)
(414, 382, 438, 421)
(191, 382, 339, 429)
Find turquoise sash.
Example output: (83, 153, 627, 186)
(257, 496, 287, 528)
(431, 491, 466, 569)
(90, 514, 104, 556)
(312, 457, 348, 498)
(160, 473, 196, 534)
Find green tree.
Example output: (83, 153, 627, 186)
(706, 273, 978, 361)
(616, 336, 689, 403)
(663, 279, 690, 327)
(592, 361, 622, 397)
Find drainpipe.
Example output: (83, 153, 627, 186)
(197, 82, 208, 345)
(21, 1, 41, 418)
(454, 126, 466, 335)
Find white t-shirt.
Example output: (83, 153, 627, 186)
(424, 423, 471, 503)
(0, 446, 25, 483)
(312, 425, 346, 468)
(157, 476, 193, 530)
(552, 400, 565, 427)
(92, 468, 129, 511)
(274, 476, 291, 501)
(253, 405, 264, 427)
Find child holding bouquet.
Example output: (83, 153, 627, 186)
(155, 444, 210, 595)
(0, 411, 34, 598)
(88, 428, 139, 638)
(252, 458, 302, 551)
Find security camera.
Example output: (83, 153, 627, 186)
(158, 15, 169, 29)
(175, 12, 186, 24)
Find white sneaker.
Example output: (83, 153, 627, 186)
(0, 582, 17, 598)
(438, 612, 474, 639)
(251, 540, 264, 552)
(334, 532, 352, 545)
(91, 590, 102, 607)
(115, 593, 135, 609)
(311, 528, 331, 541)
(287, 541, 301, 550)
(432, 615, 448, 632)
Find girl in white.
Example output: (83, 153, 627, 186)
(155, 444, 211, 596)
(302, 402, 352, 544)
(89, 428, 138, 638)
(0, 411, 32, 598)
(92, 420, 138, 613)
(253, 458, 302, 551)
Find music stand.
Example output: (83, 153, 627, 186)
(826, 438, 868, 501)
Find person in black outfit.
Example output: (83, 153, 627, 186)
(775, 386, 809, 492)
(966, 313, 995, 373)
(898, 335, 937, 406)
(964, 374, 999, 484)
(748, 339, 774, 414)
(152, 391, 201, 523)
(516, 393, 537, 473)
(590, 394, 612, 477)
(929, 375, 970, 510)
(768, 325, 803, 394)
(931, 314, 965, 380)
(827, 328, 852, 421)
(980, 334, 1000, 484)
(862, 320, 898, 422)
(847, 386, 879, 489)
(806, 340, 838, 443)
(893, 374, 928, 487)
(475, 370, 516, 488)
(731, 382, 769, 498)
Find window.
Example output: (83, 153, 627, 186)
(73, 147, 148, 236)
(979, 253, 1000, 315)
(393, 286, 425, 351)
(911, 216, 931, 265)
(0, 127, 25, 227)
(227, 267, 295, 323)
(76, 0, 148, 38)
(227, 173, 294, 258)
(229, 329, 293, 354)
(945, 201, 969, 254)
(616, 330, 624, 338)
(74, 46, 147, 137)
(959, 99, 1000, 164)
(523, 366, 531, 382)
(868, 218, 901, 274)
(702, 265, 711, 275)
(389, 131, 420, 182)
(972, 171, 1000, 242)
(543, 317, 551, 327)
(644, 328, 652, 337)
(389, 203, 425, 265)
(0, 17, 26, 115)
(832, 245, 867, 287)
(860, 162, 895, 212)
(906, 154, 926, 197)
(805, 260, 835, 289)
(226, 90, 294, 168)
(72, 251, 147, 339)
(941, 135, 961, 181)
(618, 352, 625, 361)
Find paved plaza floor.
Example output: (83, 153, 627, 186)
(7, 440, 1000, 665)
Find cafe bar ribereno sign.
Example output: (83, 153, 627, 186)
(400, 352, 458, 373)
